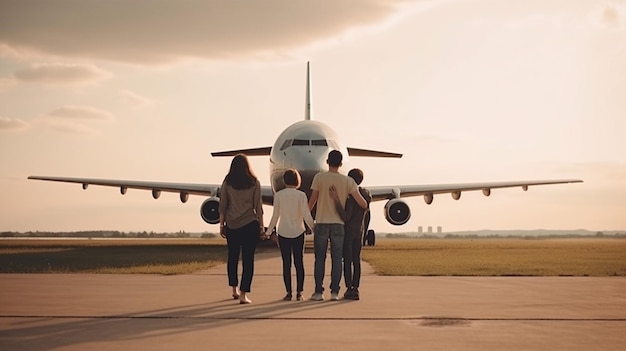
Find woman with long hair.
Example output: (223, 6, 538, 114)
(219, 154, 264, 304)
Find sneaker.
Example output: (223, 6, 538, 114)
(283, 293, 292, 301)
(310, 292, 324, 301)
(343, 288, 354, 299)
(296, 293, 304, 301)
(344, 288, 360, 300)
(330, 292, 339, 301)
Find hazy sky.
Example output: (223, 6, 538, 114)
(1, 0, 625, 233)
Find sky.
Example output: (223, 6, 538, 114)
(1, 0, 625, 234)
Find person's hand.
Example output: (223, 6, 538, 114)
(329, 185, 339, 200)
(270, 232, 279, 247)
(220, 226, 226, 239)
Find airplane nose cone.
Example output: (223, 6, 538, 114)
(289, 147, 328, 171)
(289, 149, 327, 197)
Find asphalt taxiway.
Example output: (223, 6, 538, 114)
(1, 248, 625, 350)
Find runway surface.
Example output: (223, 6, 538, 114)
(1, 248, 625, 350)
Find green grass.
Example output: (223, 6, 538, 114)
(1, 238, 625, 276)
(0, 239, 228, 274)
(362, 238, 626, 276)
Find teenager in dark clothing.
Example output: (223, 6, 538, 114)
(329, 168, 371, 300)
(219, 154, 264, 304)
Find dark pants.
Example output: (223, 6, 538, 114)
(226, 220, 259, 293)
(343, 229, 362, 289)
(278, 233, 305, 293)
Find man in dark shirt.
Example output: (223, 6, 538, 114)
(329, 168, 372, 300)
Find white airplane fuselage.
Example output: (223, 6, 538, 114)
(269, 120, 348, 199)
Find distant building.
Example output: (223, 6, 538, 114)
(418, 226, 423, 234)
(437, 226, 442, 234)
(428, 226, 432, 234)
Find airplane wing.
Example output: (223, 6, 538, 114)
(347, 147, 402, 158)
(211, 146, 402, 158)
(366, 179, 583, 202)
(211, 147, 272, 157)
(27, 176, 275, 205)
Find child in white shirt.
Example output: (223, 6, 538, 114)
(265, 169, 315, 301)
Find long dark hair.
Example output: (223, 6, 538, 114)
(224, 154, 257, 190)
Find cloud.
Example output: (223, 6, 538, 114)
(0, 0, 407, 64)
(602, 5, 620, 24)
(39, 105, 114, 135)
(0, 106, 114, 134)
(0, 77, 16, 92)
(600, 3, 624, 28)
(0, 116, 30, 131)
(40, 119, 98, 135)
(0, 43, 20, 57)
(588, 2, 626, 31)
(120, 90, 155, 108)
(46, 105, 114, 121)
(13, 62, 111, 85)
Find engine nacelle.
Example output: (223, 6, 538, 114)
(384, 199, 411, 226)
(200, 197, 220, 224)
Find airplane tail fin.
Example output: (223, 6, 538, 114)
(304, 62, 401, 158)
(213, 63, 314, 158)
(305, 62, 312, 121)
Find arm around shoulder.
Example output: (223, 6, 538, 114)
(351, 188, 368, 209)
(329, 185, 348, 222)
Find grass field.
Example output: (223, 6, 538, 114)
(0, 239, 228, 274)
(362, 238, 626, 276)
(1, 238, 625, 276)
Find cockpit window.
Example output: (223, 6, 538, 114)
(292, 139, 309, 146)
(280, 139, 293, 151)
(281, 138, 336, 149)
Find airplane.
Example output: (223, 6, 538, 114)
(29, 63, 583, 230)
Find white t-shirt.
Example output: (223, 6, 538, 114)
(311, 171, 358, 224)
(266, 188, 315, 238)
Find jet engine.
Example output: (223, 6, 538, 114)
(384, 199, 411, 225)
(200, 197, 220, 224)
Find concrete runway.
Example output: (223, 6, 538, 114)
(1, 248, 625, 350)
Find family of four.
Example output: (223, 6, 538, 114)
(218, 150, 371, 304)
